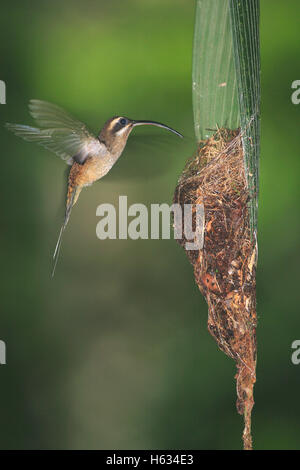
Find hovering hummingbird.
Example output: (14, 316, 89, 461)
(6, 100, 183, 276)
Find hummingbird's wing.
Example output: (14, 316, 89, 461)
(6, 100, 102, 165)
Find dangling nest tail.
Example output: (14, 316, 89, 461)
(173, 128, 257, 450)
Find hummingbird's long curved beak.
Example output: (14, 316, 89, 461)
(132, 120, 183, 138)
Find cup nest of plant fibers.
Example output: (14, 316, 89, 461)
(173, 128, 257, 450)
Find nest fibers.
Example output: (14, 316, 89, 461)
(173, 128, 257, 450)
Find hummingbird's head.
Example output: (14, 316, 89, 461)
(99, 116, 183, 155)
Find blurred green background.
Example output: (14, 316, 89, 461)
(1, 0, 299, 450)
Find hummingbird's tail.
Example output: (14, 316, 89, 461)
(52, 185, 81, 277)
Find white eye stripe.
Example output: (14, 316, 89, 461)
(116, 126, 128, 135)
(108, 118, 120, 130)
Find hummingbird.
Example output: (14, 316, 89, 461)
(6, 100, 183, 276)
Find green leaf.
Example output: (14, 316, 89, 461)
(192, 0, 240, 140)
(229, 0, 260, 235)
(192, 0, 260, 236)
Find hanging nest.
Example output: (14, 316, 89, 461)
(173, 128, 257, 450)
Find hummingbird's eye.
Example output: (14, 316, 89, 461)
(112, 117, 128, 133)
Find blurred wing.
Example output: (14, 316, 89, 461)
(6, 99, 102, 164)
